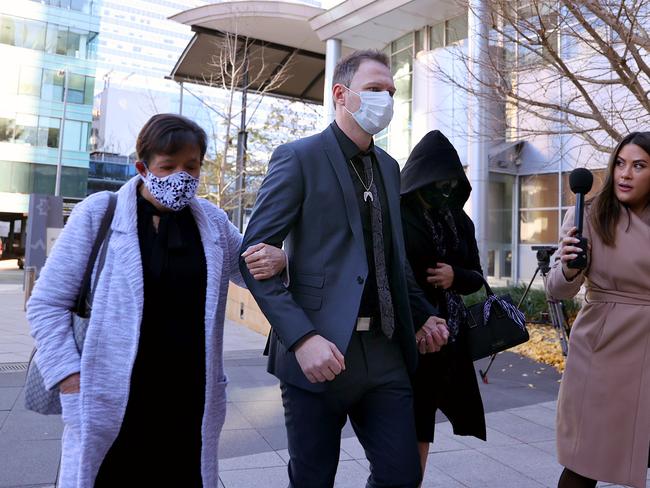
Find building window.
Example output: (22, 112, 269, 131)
(14, 114, 39, 147)
(0, 118, 15, 142)
(0, 17, 46, 50)
(67, 73, 86, 103)
(0, 160, 88, 198)
(37, 117, 61, 148)
(0, 15, 97, 60)
(31, 0, 95, 14)
(561, 168, 608, 207)
(18, 66, 42, 97)
(446, 14, 469, 44)
(42, 69, 65, 101)
(0, 112, 89, 151)
(488, 173, 515, 281)
(63, 120, 82, 151)
(429, 10, 469, 50)
(519, 173, 559, 244)
(84, 76, 95, 105)
(378, 33, 414, 164)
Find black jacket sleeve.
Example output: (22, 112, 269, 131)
(239, 144, 316, 351)
(451, 215, 485, 295)
(405, 259, 439, 331)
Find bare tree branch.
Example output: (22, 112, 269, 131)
(425, 0, 650, 154)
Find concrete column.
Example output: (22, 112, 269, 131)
(467, 0, 490, 273)
(324, 38, 342, 124)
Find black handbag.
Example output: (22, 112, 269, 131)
(466, 273, 529, 362)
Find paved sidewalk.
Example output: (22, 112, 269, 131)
(0, 268, 647, 487)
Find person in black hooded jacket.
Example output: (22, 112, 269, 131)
(400, 130, 487, 474)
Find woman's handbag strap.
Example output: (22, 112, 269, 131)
(75, 193, 117, 316)
(471, 270, 495, 297)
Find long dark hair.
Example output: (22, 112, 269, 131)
(590, 132, 650, 246)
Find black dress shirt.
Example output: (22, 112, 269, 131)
(331, 121, 393, 321)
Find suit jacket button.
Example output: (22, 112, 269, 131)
(357, 276, 364, 284)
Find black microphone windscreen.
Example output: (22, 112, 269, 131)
(569, 168, 593, 194)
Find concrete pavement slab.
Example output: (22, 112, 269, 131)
(218, 428, 275, 459)
(219, 451, 286, 472)
(0, 438, 60, 487)
(421, 464, 468, 487)
(219, 465, 288, 488)
(222, 405, 255, 431)
(528, 439, 557, 456)
(0, 387, 20, 411)
(477, 443, 563, 487)
(507, 403, 558, 430)
(231, 400, 286, 429)
(0, 372, 25, 388)
(427, 448, 546, 487)
(427, 430, 469, 453)
(484, 410, 556, 443)
(0, 408, 62, 441)
(331, 459, 372, 487)
(256, 426, 289, 451)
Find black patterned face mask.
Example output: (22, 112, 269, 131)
(141, 163, 199, 211)
(420, 179, 459, 205)
(434, 179, 458, 198)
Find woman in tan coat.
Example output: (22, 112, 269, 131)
(547, 131, 650, 488)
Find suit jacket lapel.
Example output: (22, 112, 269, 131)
(322, 126, 365, 254)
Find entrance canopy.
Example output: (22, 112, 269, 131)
(169, 1, 339, 104)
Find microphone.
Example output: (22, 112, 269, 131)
(567, 168, 593, 269)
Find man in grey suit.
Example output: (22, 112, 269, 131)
(240, 50, 449, 488)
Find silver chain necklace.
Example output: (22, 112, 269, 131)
(348, 158, 374, 202)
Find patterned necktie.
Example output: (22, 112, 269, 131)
(360, 154, 395, 339)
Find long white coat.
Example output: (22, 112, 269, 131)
(27, 176, 244, 487)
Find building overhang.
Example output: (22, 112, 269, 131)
(309, 0, 464, 50)
(489, 140, 526, 168)
(169, 1, 340, 104)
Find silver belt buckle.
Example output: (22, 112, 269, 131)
(356, 317, 371, 331)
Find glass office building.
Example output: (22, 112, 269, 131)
(0, 0, 99, 217)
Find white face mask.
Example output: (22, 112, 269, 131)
(343, 86, 394, 135)
(141, 164, 199, 211)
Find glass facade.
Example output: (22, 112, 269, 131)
(519, 173, 559, 244)
(519, 169, 608, 245)
(0, 4, 97, 212)
(14, 65, 95, 104)
(0, 15, 98, 59)
(429, 11, 469, 50)
(0, 160, 87, 198)
(0, 113, 91, 151)
(87, 152, 137, 194)
(377, 11, 470, 164)
(28, 0, 97, 15)
(488, 173, 515, 280)
(377, 33, 415, 164)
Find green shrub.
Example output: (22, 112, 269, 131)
(463, 284, 581, 324)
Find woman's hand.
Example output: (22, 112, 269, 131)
(559, 227, 589, 281)
(426, 263, 454, 290)
(59, 373, 80, 394)
(242, 243, 287, 280)
(415, 316, 448, 354)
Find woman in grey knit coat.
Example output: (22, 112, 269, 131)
(27, 114, 285, 487)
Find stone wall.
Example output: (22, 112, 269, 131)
(226, 283, 271, 336)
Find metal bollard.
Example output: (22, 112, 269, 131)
(24, 266, 36, 311)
